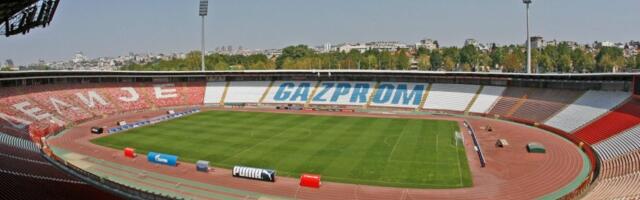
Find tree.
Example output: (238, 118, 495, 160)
(416, 47, 429, 56)
(430, 50, 443, 69)
(596, 47, 624, 72)
(443, 56, 456, 71)
(213, 61, 228, 70)
(366, 55, 378, 70)
(460, 45, 480, 67)
(557, 54, 573, 72)
(571, 49, 595, 73)
(503, 50, 524, 72)
(417, 54, 431, 70)
(477, 53, 492, 72)
(276, 45, 314, 69)
(442, 47, 460, 71)
(490, 48, 505, 69)
(396, 50, 410, 70)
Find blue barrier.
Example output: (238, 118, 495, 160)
(108, 108, 200, 134)
(147, 152, 178, 166)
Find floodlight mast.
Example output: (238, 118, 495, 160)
(199, 0, 208, 71)
(524, 0, 532, 74)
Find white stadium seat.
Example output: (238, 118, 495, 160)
(203, 81, 227, 104)
(422, 84, 480, 111)
(544, 90, 630, 133)
(224, 81, 271, 103)
(468, 86, 506, 113)
(593, 125, 640, 161)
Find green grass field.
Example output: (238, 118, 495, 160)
(91, 110, 472, 188)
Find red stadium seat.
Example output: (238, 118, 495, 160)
(574, 98, 640, 144)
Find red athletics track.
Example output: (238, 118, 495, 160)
(47, 107, 585, 200)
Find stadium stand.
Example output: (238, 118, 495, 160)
(309, 81, 375, 106)
(0, 132, 39, 153)
(422, 84, 480, 111)
(0, 94, 62, 131)
(488, 87, 583, 122)
(203, 81, 227, 104)
(598, 150, 640, 179)
(224, 81, 271, 103)
(369, 82, 428, 108)
(583, 172, 640, 200)
(138, 83, 184, 107)
(574, 98, 640, 144)
(102, 83, 152, 112)
(510, 88, 584, 122)
(467, 86, 506, 114)
(544, 90, 631, 133)
(593, 125, 640, 161)
(263, 81, 317, 104)
(0, 131, 116, 200)
(178, 82, 206, 106)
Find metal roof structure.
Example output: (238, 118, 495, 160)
(0, 0, 59, 37)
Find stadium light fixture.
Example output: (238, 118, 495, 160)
(199, 0, 208, 71)
(524, 0, 532, 74)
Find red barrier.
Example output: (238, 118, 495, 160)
(299, 174, 321, 188)
(124, 148, 136, 158)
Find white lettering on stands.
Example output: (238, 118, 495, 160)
(13, 102, 52, 121)
(154, 84, 178, 99)
(118, 87, 140, 102)
(75, 91, 109, 107)
(50, 97, 81, 115)
(12, 101, 64, 126)
(0, 113, 32, 129)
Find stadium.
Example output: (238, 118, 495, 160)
(0, 70, 638, 200)
(3, 1, 640, 200)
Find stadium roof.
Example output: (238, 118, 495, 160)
(0, 0, 38, 21)
(1, 0, 59, 37)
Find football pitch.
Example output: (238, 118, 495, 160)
(92, 110, 472, 188)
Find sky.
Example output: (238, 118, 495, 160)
(1, 0, 639, 65)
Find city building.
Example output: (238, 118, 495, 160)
(464, 39, 479, 47)
(337, 43, 368, 53)
(530, 36, 544, 49)
(416, 38, 438, 50)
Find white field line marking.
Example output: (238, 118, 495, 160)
(387, 127, 408, 162)
(436, 134, 439, 153)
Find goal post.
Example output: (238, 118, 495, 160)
(454, 131, 464, 147)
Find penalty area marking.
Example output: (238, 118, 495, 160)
(386, 125, 408, 162)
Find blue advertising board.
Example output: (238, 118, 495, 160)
(147, 152, 178, 166)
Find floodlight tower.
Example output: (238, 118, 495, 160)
(524, 0, 532, 74)
(199, 0, 208, 71)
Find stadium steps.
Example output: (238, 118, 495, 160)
(258, 80, 275, 105)
(464, 85, 485, 114)
(593, 125, 640, 161)
(573, 98, 640, 144)
(0, 132, 39, 153)
(364, 81, 381, 108)
(219, 81, 231, 106)
(505, 94, 528, 117)
(417, 83, 433, 111)
(305, 81, 322, 108)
